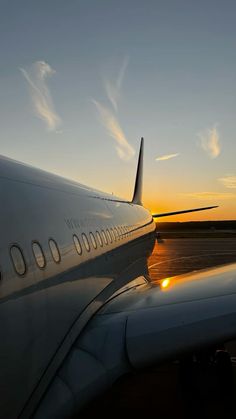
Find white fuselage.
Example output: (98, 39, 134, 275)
(0, 155, 156, 418)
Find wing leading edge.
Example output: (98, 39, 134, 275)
(152, 205, 218, 218)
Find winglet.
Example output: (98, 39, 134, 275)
(132, 138, 144, 205)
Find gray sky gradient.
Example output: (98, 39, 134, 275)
(0, 0, 236, 218)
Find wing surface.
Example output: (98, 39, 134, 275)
(34, 263, 236, 418)
(95, 263, 236, 367)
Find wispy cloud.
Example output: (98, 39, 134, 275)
(156, 153, 179, 161)
(198, 126, 221, 158)
(93, 56, 135, 161)
(218, 175, 236, 189)
(105, 56, 129, 111)
(182, 192, 235, 200)
(20, 61, 61, 131)
(93, 100, 135, 160)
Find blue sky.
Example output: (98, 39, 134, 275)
(1, 0, 236, 219)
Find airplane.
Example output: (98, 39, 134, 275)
(1, 137, 234, 419)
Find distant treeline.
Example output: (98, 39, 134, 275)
(156, 220, 236, 231)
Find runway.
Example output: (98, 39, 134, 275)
(148, 237, 236, 281)
(80, 238, 236, 418)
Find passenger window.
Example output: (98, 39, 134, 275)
(118, 227, 122, 238)
(32, 242, 46, 268)
(49, 239, 61, 263)
(114, 227, 119, 240)
(82, 233, 90, 252)
(90, 232, 97, 249)
(96, 231, 103, 247)
(101, 230, 108, 245)
(106, 229, 112, 243)
(110, 228, 115, 241)
(10, 245, 26, 276)
(73, 235, 82, 255)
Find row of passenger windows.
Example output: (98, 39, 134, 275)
(10, 239, 60, 276)
(10, 225, 135, 276)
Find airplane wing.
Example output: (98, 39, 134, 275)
(34, 263, 236, 418)
(152, 205, 218, 218)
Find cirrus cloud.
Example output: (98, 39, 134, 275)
(198, 126, 221, 158)
(218, 175, 236, 189)
(156, 153, 179, 161)
(93, 56, 135, 161)
(93, 100, 135, 161)
(20, 61, 61, 131)
(105, 56, 129, 112)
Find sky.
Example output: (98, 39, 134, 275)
(0, 0, 236, 221)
